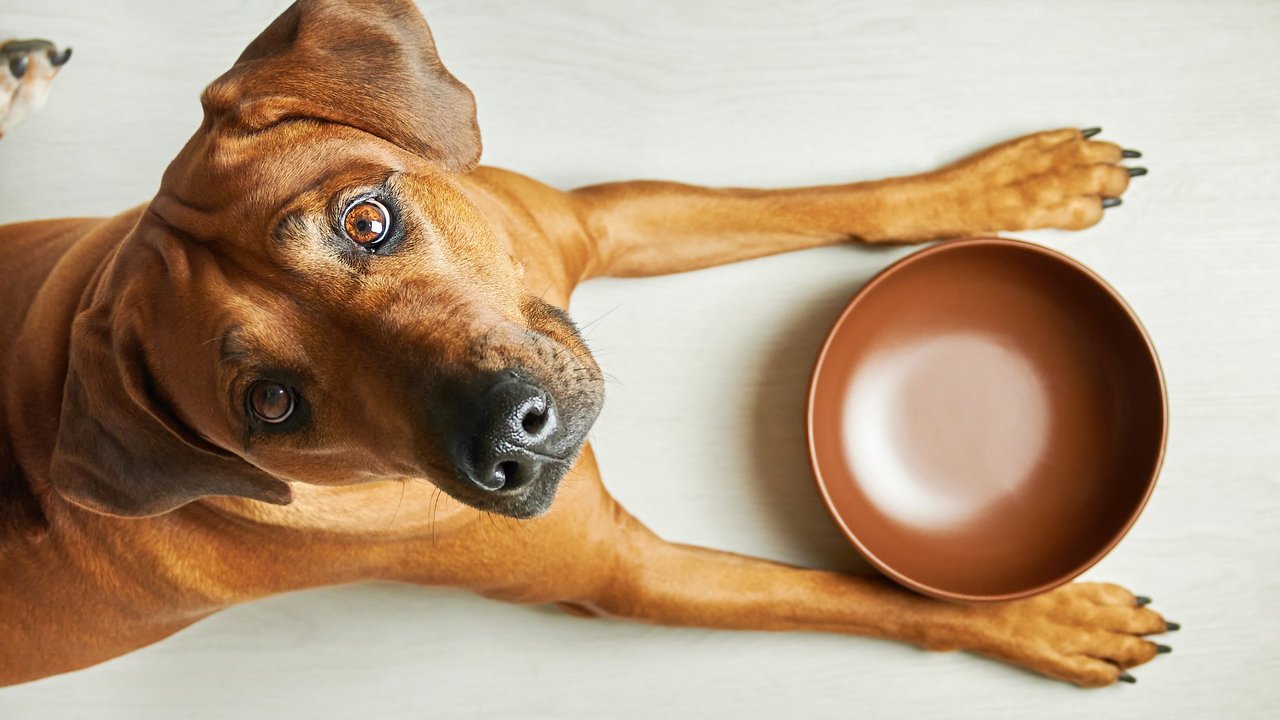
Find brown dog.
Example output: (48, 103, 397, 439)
(0, 0, 1170, 688)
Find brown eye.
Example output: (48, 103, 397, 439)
(247, 381, 294, 424)
(342, 198, 391, 247)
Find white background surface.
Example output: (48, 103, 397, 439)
(2, 0, 1278, 717)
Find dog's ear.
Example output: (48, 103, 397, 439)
(48, 309, 293, 518)
(201, 0, 480, 172)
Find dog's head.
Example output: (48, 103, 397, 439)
(47, 0, 604, 520)
(0, 39, 72, 137)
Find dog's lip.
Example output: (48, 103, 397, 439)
(452, 440, 578, 491)
(507, 445, 574, 465)
(439, 462, 555, 510)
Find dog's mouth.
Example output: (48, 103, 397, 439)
(438, 417, 598, 520)
(443, 454, 576, 520)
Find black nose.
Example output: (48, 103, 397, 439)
(453, 375, 559, 492)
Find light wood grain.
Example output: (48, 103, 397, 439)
(2, 0, 1278, 717)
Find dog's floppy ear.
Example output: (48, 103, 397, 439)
(48, 309, 293, 518)
(202, 0, 481, 172)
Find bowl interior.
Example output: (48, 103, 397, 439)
(807, 239, 1165, 601)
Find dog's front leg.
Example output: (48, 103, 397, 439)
(568, 128, 1141, 278)
(566, 516, 1172, 688)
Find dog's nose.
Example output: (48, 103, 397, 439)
(453, 374, 559, 492)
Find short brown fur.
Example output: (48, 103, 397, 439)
(0, 0, 1167, 688)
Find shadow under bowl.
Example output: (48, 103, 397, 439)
(806, 238, 1166, 602)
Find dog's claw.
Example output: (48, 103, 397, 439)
(1127, 167, 1148, 177)
(1118, 671, 1137, 684)
(1166, 621, 1181, 632)
(1081, 127, 1103, 139)
(1155, 644, 1172, 654)
(1101, 197, 1122, 209)
(49, 47, 73, 67)
(1135, 595, 1152, 606)
(1122, 149, 1142, 159)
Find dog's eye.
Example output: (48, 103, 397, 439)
(247, 381, 295, 424)
(342, 198, 391, 248)
(8, 54, 28, 80)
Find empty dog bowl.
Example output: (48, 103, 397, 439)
(807, 238, 1166, 602)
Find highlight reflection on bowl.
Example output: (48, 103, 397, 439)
(842, 333, 1050, 531)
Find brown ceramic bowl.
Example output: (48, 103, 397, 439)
(807, 238, 1166, 602)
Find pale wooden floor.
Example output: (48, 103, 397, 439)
(2, 1, 1278, 718)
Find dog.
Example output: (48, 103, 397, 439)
(0, 38, 71, 139)
(0, 0, 1171, 688)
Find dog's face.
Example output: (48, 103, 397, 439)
(0, 39, 71, 137)
(46, 0, 603, 520)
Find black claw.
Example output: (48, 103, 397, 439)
(1081, 127, 1103, 139)
(1101, 197, 1123, 209)
(1118, 671, 1137, 684)
(49, 47, 72, 67)
(1135, 595, 1152, 606)
(1128, 167, 1148, 177)
(1166, 621, 1181, 632)
(1122, 149, 1142, 159)
(1155, 644, 1172, 654)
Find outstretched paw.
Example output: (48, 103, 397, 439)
(940, 127, 1146, 233)
(957, 582, 1177, 687)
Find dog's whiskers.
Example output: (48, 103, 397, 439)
(385, 477, 408, 530)
(576, 305, 620, 336)
(429, 486, 443, 547)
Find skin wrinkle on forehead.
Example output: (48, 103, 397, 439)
(217, 294, 313, 376)
(161, 122, 409, 236)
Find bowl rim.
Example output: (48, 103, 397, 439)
(805, 237, 1168, 603)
